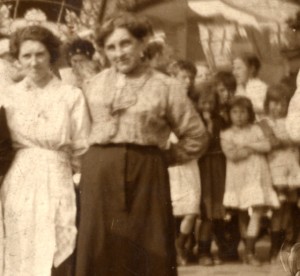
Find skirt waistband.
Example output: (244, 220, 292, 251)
(16, 147, 70, 162)
(92, 143, 160, 153)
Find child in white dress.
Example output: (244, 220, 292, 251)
(221, 96, 279, 266)
(259, 84, 300, 263)
(168, 133, 201, 265)
(168, 60, 203, 266)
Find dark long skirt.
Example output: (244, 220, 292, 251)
(52, 255, 74, 276)
(75, 144, 177, 276)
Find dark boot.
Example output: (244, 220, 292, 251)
(223, 214, 240, 262)
(280, 230, 293, 252)
(213, 219, 226, 264)
(244, 238, 261, 266)
(176, 233, 189, 266)
(185, 232, 197, 263)
(270, 231, 281, 263)
(198, 240, 213, 266)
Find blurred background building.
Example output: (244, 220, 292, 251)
(0, 0, 300, 83)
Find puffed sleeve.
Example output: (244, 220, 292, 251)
(165, 79, 209, 165)
(286, 88, 300, 143)
(69, 87, 91, 172)
(83, 70, 119, 144)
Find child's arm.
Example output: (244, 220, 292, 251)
(245, 125, 271, 153)
(221, 131, 251, 162)
(257, 120, 282, 149)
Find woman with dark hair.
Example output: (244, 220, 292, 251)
(75, 12, 209, 276)
(60, 38, 100, 88)
(1, 25, 90, 276)
(233, 53, 267, 117)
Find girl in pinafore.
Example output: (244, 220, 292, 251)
(259, 84, 300, 263)
(196, 82, 228, 266)
(221, 96, 279, 266)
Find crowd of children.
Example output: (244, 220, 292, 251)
(167, 56, 300, 267)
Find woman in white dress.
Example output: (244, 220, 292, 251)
(233, 54, 267, 118)
(1, 26, 90, 276)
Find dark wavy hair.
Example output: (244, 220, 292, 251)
(10, 25, 61, 64)
(96, 12, 153, 47)
(144, 41, 163, 60)
(264, 83, 291, 115)
(175, 59, 197, 79)
(215, 71, 237, 94)
(228, 96, 255, 125)
(234, 53, 261, 78)
(67, 38, 95, 58)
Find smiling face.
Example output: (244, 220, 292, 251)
(103, 27, 145, 74)
(18, 40, 51, 82)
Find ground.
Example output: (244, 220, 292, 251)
(179, 238, 292, 276)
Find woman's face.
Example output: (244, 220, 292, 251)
(230, 106, 249, 127)
(70, 54, 89, 69)
(233, 58, 249, 85)
(18, 40, 51, 82)
(104, 27, 144, 74)
(216, 82, 229, 104)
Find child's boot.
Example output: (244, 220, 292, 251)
(176, 233, 189, 266)
(270, 231, 281, 264)
(198, 240, 213, 266)
(244, 237, 261, 266)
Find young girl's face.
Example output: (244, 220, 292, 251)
(195, 65, 210, 84)
(268, 100, 288, 119)
(230, 106, 249, 127)
(198, 94, 216, 113)
(176, 69, 194, 91)
(216, 82, 229, 104)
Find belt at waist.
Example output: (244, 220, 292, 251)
(92, 143, 160, 153)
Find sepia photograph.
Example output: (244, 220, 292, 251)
(0, 0, 300, 275)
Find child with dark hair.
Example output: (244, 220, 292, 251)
(168, 61, 203, 266)
(213, 71, 241, 261)
(221, 96, 279, 266)
(144, 40, 173, 75)
(259, 84, 300, 263)
(214, 71, 237, 122)
(196, 82, 228, 266)
(171, 60, 198, 102)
